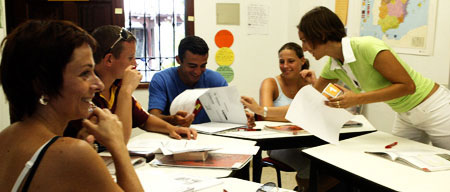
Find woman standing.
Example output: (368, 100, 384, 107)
(298, 6, 450, 150)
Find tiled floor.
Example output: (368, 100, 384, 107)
(250, 151, 297, 190)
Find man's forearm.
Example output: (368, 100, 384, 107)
(142, 115, 174, 133)
(149, 110, 177, 125)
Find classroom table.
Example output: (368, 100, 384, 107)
(303, 131, 450, 192)
(215, 114, 377, 182)
(129, 131, 257, 179)
(135, 163, 295, 192)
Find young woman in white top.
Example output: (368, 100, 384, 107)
(259, 42, 311, 191)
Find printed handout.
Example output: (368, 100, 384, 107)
(285, 85, 353, 144)
(170, 86, 248, 133)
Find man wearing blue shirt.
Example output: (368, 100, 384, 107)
(148, 36, 228, 126)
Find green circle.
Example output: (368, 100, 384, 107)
(216, 66, 234, 83)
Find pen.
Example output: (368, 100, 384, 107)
(385, 141, 398, 149)
(237, 128, 261, 131)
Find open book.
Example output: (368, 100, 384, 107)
(365, 150, 450, 172)
(151, 153, 252, 170)
(264, 124, 305, 135)
(264, 120, 362, 135)
(170, 86, 248, 133)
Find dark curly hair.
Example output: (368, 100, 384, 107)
(178, 36, 209, 63)
(0, 20, 97, 123)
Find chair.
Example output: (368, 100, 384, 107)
(261, 157, 296, 188)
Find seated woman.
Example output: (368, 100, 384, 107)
(259, 42, 310, 191)
(0, 20, 144, 191)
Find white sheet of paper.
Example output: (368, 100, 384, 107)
(199, 86, 247, 124)
(191, 122, 245, 134)
(169, 86, 247, 127)
(212, 145, 260, 155)
(285, 85, 353, 144)
(170, 88, 209, 115)
(137, 169, 223, 192)
(159, 140, 221, 155)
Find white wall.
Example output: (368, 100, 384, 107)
(3, 0, 450, 134)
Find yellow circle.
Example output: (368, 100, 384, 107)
(215, 47, 234, 66)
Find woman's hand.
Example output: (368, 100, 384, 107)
(245, 111, 256, 128)
(325, 84, 360, 109)
(82, 108, 124, 149)
(300, 69, 317, 85)
(241, 96, 263, 115)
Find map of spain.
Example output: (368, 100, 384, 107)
(360, 0, 436, 55)
(378, 0, 408, 32)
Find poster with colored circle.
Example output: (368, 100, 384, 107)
(217, 66, 234, 83)
(215, 47, 234, 66)
(215, 30, 234, 48)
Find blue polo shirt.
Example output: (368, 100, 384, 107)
(148, 67, 228, 124)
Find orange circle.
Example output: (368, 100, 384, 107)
(214, 30, 234, 48)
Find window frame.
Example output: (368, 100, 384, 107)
(136, 0, 194, 89)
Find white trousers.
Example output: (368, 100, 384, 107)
(393, 85, 450, 150)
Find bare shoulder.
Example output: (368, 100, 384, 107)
(261, 77, 277, 90)
(33, 137, 120, 191)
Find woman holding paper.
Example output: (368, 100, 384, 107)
(0, 20, 144, 191)
(298, 6, 450, 150)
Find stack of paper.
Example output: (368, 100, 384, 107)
(127, 139, 221, 156)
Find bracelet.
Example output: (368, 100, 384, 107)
(263, 106, 268, 117)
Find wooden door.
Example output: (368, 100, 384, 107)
(5, 0, 125, 33)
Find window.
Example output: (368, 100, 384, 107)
(124, 0, 192, 83)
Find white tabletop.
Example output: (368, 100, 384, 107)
(130, 132, 257, 178)
(136, 167, 295, 192)
(303, 131, 450, 192)
(202, 178, 295, 192)
(219, 114, 376, 140)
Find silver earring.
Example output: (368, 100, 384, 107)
(39, 95, 48, 105)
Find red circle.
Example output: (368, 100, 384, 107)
(215, 30, 234, 48)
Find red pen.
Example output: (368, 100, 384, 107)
(385, 142, 398, 149)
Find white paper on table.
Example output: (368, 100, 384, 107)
(170, 88, 209, 115)
(212, 145, 260, 155)
(159, 140, 221, 155)
(190, 122, 246, 134)
(127, 139, 164, 153)
(137, 168, 223, 192)
(285, 85, 353, 144)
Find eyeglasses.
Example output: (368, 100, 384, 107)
(256, 182, 278, 192)
(103, 27, 129, 57)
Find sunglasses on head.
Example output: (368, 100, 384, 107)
(103, 27, 129, 58)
